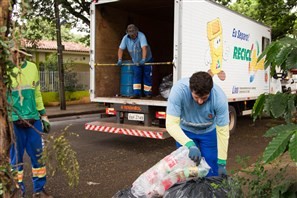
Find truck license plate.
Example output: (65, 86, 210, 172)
(128, 113, 144, 121)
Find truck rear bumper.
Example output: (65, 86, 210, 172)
(85, 121, 170, 139)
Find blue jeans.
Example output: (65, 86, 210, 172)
(176, 128, 218, 176)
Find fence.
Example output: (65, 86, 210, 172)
(40, 71, 89, 92)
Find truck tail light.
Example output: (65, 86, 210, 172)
(106, 108, 116, 115)
(155, 111, 166, 119)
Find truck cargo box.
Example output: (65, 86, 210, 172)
(90, 0, 174, 106)
(87, 0, 272, 137)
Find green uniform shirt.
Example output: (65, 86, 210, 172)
(7, 60, 45, 121)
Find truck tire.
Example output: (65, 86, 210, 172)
(229, 105, 237, 134)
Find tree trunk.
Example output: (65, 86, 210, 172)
(0, 0, 14, 197)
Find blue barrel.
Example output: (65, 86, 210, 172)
(120, 65, 134, 96)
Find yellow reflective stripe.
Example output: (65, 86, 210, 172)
(17, 170, 24, 182)
(11, 86, 32, 91)
(144, 85, 152, 92)
(32, 167, 46, 178)
(133, 84, 141, 89)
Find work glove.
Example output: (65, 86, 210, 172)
(117, 59, 122, 66)
(218, 164, 227, 176)
(41, 116, 51, 133)
(139, 58, 146, 66)
(188, 146, 202, 165)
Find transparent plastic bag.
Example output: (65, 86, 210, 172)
(131, 147, 210, 198)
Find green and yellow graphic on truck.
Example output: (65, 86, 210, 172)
(207, 18, 266, 83)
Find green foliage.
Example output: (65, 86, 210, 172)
(264, 123, 297, 137)
(0, 163, 16, 196)
(43, 53, 58, 71)
(253, 93, 297, 163)
(230, 0, 297, 40)
(263, 129, 295, 163)
(23, 17, 57, 41)
(42, 53, 86, 91)
(0, 31, 15, 89)
(251, 93, 266, 121)
(43, 52, 73, 71)
(26, 0, 90, 32)
(230, 157, 296, 197)
(23, 17, 85, 43)
(252, 92, 297, 123)
(65, 91, 89, 101)
(258, 37, 297, 77)
(41, 131, 80, 187)
(229, 0, 259, 19)
(288, 130, 297, 162)
(268, 93, 294, 120)
(214, 0, 232, 6)
(271, 182, 297, 198)
(41, 91, 89, 105)
(41, 92, 59, 105)
(253, 35, 297, 164)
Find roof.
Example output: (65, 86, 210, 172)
(25, 40, 89, 53)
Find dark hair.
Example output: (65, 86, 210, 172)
(189, 71, 213, 96)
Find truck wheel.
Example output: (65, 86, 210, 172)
(229, 105, 237, 134)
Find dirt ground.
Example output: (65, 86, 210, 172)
(22, 116, 296, 198)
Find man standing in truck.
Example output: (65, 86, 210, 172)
(166, 71, 229, 177)
(117, 24, 153, 99)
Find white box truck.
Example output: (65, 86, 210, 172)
(85, 0, 273, 139)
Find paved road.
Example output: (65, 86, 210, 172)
(21, 114, 273, 198)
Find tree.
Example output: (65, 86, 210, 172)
(27, 0, 90, 33)
(0, 0, 15, 196)
(23, 17, 86, 44)
(22, 0, 234, 46)
(252, 36, 297, 163)
(215, 0, 232, 6)
(0, 1, 80, 196)
(230, 0, 297, 40)
(24, 0, 233, 38)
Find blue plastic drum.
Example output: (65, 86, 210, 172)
(120, 65, 134, 96)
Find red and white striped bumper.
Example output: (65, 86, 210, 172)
(85, 121, 170, 139)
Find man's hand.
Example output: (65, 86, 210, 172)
(41, 116, 50, 133)
(218, 164, 227, 176)
(117, 59, 122, 66)
(139, 59, 146, 66)
(188, 146, 202, 165)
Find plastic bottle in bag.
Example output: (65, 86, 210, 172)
(155, 159, 211, 195)
(131, 147, 195, 198)
(155, 168, 190, 195)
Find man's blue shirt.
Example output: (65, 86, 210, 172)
(119, 31, 152, 63)
(166, 78, 229, 134)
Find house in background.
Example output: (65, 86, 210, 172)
(24, 40, 90, 92)
(25, 40, 90, 72)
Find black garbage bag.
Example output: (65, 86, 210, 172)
(164, 176, 242, 198)
(159, 74, 173, 99)
(112, 187, 136, 198)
